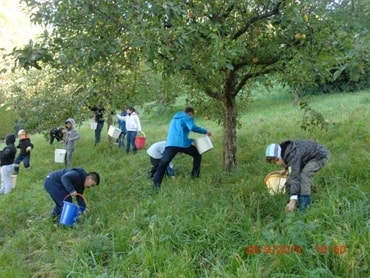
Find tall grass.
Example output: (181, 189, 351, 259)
(0, 90, 369, 277)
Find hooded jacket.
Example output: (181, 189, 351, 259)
(166, 111, 207, 148)
(116, 112, 142, 132)
(64, 118, 80, 150)
(281, 140, 328, 196)
(0, 134, 17, 166)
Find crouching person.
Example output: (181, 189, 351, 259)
(43, 167, 100, 220)
(146, 141, 175, 179)
(49, 127, 65, 145)
(265, 140, 328, 211)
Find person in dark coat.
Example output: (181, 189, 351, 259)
(0, 134, 17, 194)
(89, 103, 105, 145)
(14, 129, 34, 174)
(265, 140, 328, 211)
(43, 167, 100, 218)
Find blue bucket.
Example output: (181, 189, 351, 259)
(60, 201, 79, 226)
(59, 193, 88, 226)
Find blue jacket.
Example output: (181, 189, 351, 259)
(166, 111, 207, 148)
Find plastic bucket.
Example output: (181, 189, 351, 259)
(90, 122, 97, 130)
(11, 175, 17, 189)
(194, 136, 214, 154)
(59, 193, 87, 226)
(108, 126, 121, 139)
(60, 201, 79, 226)
(264, 171, 287, 195)
(54, 149, 66, 163)
(135, 131, 146, 149)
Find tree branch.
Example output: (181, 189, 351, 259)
(233, 1, 282, 40)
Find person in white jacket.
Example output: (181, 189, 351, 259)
(116, 107, 142, 154)
(146, 141, 174, 179)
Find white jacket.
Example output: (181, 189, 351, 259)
(116, 112, 142, 132)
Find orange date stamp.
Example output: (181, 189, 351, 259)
(315, 245, 347, 255)
(245, 245, 302, 255)
(245, 244, 347, 255)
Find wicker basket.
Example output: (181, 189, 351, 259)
(264, 171, 287, 195)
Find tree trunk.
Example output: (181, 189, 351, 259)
(222, 94, 237, 171)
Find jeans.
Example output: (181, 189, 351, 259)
(118, 132, 126, 148)
(126, 131, 137, 153)
(14, 154, 31, 174)
(298, 195, 311, 210)
(95, 122, 104, 145)
(153, 145, 201, 188)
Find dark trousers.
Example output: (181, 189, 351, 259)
(118, 132, 126, 148)
(153, 145, 201, 188)
(95, 122, 104, 144)
(149, 157, 174, 178)
(44, 178, 71, 216)
(44, 178, 85, 216)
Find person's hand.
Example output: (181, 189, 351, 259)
(279, 169, 287, 176)
(207, 131, 212, 136)
(70, 191, 78, 197)
(26, 146, 32, 152)
(285, 199, 297, 212)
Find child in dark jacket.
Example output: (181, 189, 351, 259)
(265, 140, 328, 211)
(0, 134, 17, 194)
(14, 129, 34, 175)
(49, 127, 65, 145)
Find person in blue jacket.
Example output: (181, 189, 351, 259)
(152, 107, 212, 189)
(43, 167, 100, 219)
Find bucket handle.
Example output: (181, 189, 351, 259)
(63, 193, 88, 208)
(138, 131, 146, 137)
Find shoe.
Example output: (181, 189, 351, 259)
(150, 186, 160, 195)
(51, 213, 61, 222)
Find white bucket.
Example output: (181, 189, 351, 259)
(90, 122, 97, 130)
(194, 136, 214, 155)
(108, 126, 121, 139)
(55, 149, 66, 163)
(11, 175, 17, 189)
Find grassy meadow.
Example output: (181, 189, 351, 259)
(0, 88, 369, 277)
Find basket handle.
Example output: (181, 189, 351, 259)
(264, 171, 288, 184)
(63, 193, 88, 208)
(139, 131, 146, 137)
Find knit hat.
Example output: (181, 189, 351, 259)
(265, 143, 281, 158)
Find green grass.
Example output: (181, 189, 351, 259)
(0, 90, 369, 277)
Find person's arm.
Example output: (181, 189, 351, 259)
(116, 114, 127, 121)
(186, 118, 208, 135)
(135, 115, 142, 132)
(285, 159, 302, 211)
(68, 130, 80, 142)
(61, 171, 79, 195)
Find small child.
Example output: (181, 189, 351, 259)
(146, 141, 174, 179)
(0, 134, 17, 194)
(14, 129, 34, 175)
(265, 139, 328, 211)
(63, 118, 80, 169)
(49, 127, 65, 145)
